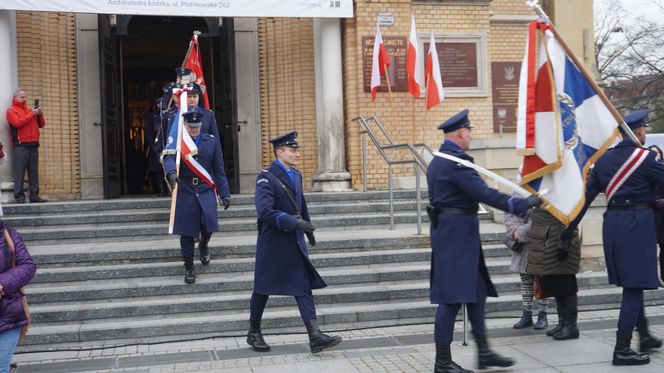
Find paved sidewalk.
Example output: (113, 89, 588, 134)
(14, 306, 664, 372)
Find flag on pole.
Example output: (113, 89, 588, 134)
(516, 20, 620, 224)
(182, 32, 209, 109)
(425, 32, 444, 110)
(370, 24, 391, 101)
(406, 15, 422, 98)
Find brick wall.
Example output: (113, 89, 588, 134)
(344, 0, 496, 190)
(257, 18, 318, 187)
(15, 12, 80, 198)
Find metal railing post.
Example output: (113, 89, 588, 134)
(361, 131, 367, 192)
(462, 304, 468, 346)
(388, 165, 394, 230)
(415, 165, 422, 235)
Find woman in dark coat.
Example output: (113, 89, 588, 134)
(526, 207, 581, 340)
(0, 220, 37, 372)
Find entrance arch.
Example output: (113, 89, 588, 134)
(99, 14, 239, 197)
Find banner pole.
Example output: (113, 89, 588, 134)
(168, 88, 188, 234)
(384, 64, 394, 103)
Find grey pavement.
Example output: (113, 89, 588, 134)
(13, 305, 664, 372)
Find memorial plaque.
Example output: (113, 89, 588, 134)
(362, 36, 408, 93)
(491, 62, 521, 133)
(424, 42, 478, 88)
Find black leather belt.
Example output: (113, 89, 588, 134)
(607, 203, 651, 211)
(180, 177, 200, 186)
(438, 207, 478, 216)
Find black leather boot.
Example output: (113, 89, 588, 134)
(476, 336, 515, 369)
(546, 302, 565, 336)
(553, 304, 579, 340)
(183, 256, 195, 284)
(305, 319, 342, 353)
(246, 318, 270, 352)
(613, 331, 650, 365)
(513, 310, 533, 329)
(636, 317, 662, 353)
(198, 235, 211, 265)
(434, 346, 474, 373)
(534, 311, 548, 330)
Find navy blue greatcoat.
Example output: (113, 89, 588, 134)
(164, 133, 230, 237)
(584, 139, 664, 289)
(253, 161, 326, 296)
(426, 141, 532, 304)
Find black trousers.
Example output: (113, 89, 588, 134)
(13, 145, 39, 200)
(434, 274, 488, 347)
(250, 291, 317, 323)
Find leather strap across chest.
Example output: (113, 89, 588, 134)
(605, 148, 649, 203)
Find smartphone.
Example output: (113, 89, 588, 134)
(34, 99, 39, 108)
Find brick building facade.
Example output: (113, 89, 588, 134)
(0, 0, 595, 199)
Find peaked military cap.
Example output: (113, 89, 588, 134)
(270, 131, 299, 148)
(623, 109, 649, 130)
(437, 109, 474, 133)
(182, 111, 203, 128)
(188, 83, 202, 95)
(175, 67, 192, 77)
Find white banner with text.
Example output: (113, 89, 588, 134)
(0, 0, 353, 18)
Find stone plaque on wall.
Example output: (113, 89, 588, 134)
(424, 42, 479, 88)
(362, 36, 408, 93)
(491, 62, 521, 133)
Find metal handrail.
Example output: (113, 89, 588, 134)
(352, 116, 423, 234)
(352, 116, 487, 219)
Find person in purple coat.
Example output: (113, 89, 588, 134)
(0, 219, 37, 372)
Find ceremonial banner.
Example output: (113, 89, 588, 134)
(516, 21, 620, 224)
(0, 0, 353, 18)
(182, 33, 209, 109)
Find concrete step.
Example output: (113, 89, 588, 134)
(3, 190, 430, 216)
(27, 272, 612, 323)
(32, 245, 521, 282)
(29, 229, 437, 266)
(16, 211, 438, 244)
(23, 285, 664, 346)
(3, 200, 438, 228)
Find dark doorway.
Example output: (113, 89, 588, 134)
(99, 15, 239, 197)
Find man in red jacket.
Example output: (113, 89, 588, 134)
(6, 89, 47, 203)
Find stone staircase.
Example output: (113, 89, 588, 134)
(6, 190, 664, 351)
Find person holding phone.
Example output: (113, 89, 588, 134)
(6, 89, 47, 203)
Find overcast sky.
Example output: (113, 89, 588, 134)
(595, 0, 663, 24)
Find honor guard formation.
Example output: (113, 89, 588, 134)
(3, 4, 664, 372)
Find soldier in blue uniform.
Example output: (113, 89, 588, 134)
(164, 111, 231, 284)
(163, 68, 220, 144)
(246, 131, 342, 354)
(565, 109, 662, 365)
(426, 110, 541, 372)
(144, 98, 168, 196)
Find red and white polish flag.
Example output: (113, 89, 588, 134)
(406, 15, 422, 98)
(370, 24, 391, 101)
(425, 32, 445, 109)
